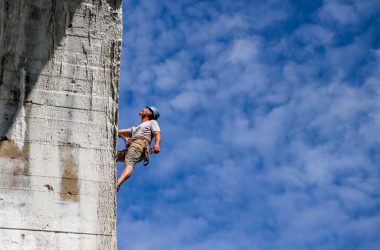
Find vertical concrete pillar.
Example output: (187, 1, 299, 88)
(0, 0, 122, 248)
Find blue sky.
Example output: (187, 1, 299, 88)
(116, 0, 380, 249)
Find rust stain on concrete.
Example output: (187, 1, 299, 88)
(60, 148, 79, 202)
(0, 139, 30, 187)
(0, 139, 29, 160)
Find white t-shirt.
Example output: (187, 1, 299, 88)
(128, 120, 160, 144)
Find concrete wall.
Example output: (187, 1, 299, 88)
(0, 0, 122, 249)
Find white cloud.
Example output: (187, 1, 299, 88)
(152, 52, 192, 91)
(170, 90, 206, 111)
(228, 38, 260, 64)
(318, 0, 380, 26)
(319, 0, 359, 25)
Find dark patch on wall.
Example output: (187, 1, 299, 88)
(106, 0, 122, 10)
(30, 5, 41, 21)
(60, 147, 79, 202)
(0, 0, 122, 143)
(0, 0, 84, 140)
(44, 184, 54, 191)
(0, 55, 7, 87)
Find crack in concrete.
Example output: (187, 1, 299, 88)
(0, 226, 114, 237)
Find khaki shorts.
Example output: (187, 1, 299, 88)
(116, 145, 144, 167)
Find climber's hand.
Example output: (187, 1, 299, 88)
(153, 144, 160, 154)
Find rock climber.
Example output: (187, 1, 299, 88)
(116, 106, 161, 192)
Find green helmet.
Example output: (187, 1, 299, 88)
(146, 105, 160, 120)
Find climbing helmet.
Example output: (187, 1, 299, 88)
(146, 105, 160, 120)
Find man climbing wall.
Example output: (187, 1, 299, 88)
(116, 106, 161, 191)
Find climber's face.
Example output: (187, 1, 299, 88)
(139, 107, 152, 119)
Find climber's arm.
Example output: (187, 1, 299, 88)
(152, 131, 160, 153)
(118, 129, 131, 138)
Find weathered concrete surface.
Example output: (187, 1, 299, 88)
(0, 0, 122, 249)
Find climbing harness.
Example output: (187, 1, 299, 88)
(118, 135, 152, 166)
